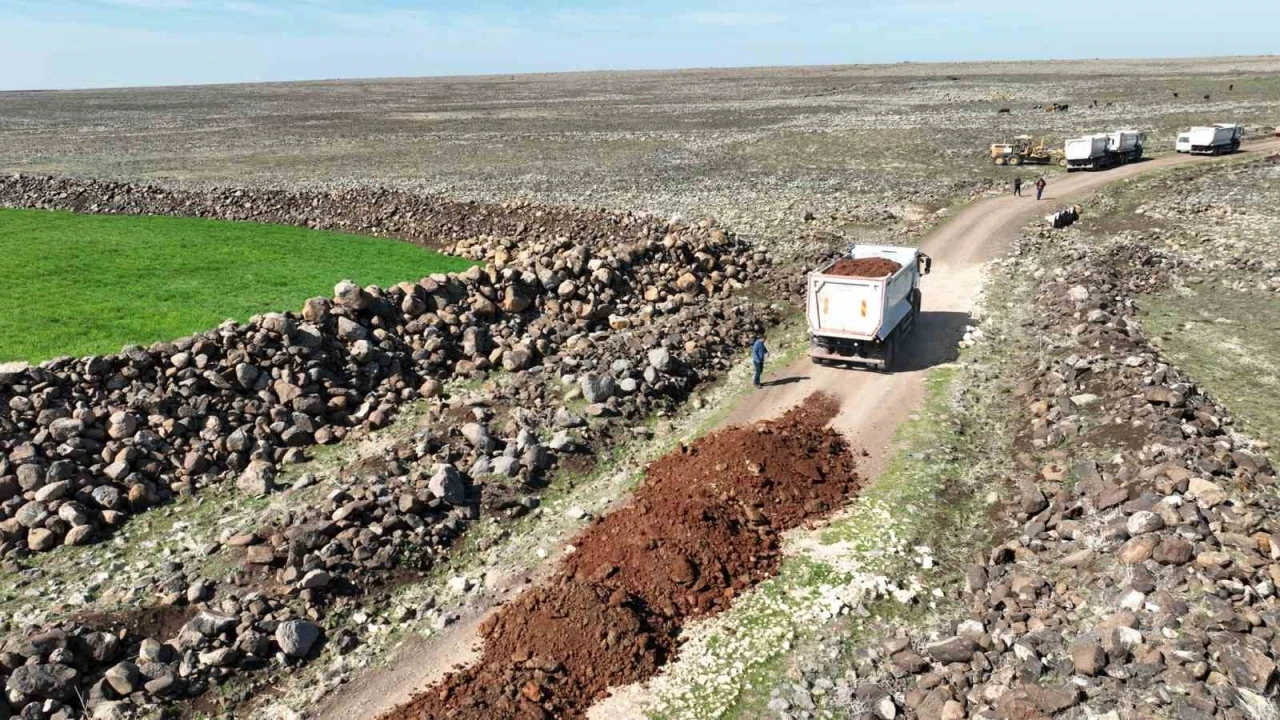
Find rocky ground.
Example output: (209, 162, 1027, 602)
(4, 57, 1279, 257)
(4, 59, 1280, 720)
(684, 154, 1280, 720)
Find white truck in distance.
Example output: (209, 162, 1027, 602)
(806, 244, 931, 371)
(1185, 124, 1242, 155)
(1065, 130, 1145, 171)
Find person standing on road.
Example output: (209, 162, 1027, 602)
(1013, 177, 1023, 197)
(1035, 177, 1047, 201)
(751, 337, 768, 388)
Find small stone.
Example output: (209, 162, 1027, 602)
(103, 661, 140, 696)
(300, 569, 331, 589)
(579, 373, 615, 403)
(1118, 535, 1159, 564)
(647, 347, 672, 372)
(198, 647, 238, 667)
(927, 636, 976, 664)
(1126, 511, 1165, 535)
(1153, 536, 1194, 565)
(1187, 477, 1227, 508)
(1070, 637, 1106, 676)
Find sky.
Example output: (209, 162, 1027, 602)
(3, 0, 1280, 91)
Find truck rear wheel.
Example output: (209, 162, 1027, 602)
(882, 333, 897, 372)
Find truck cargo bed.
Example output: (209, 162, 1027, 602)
(806, 244, 929, 371)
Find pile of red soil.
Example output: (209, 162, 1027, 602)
(827, 257, 903, 278)
(381, 394, 860, 720)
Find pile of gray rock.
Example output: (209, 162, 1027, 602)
(0, 173, 728, 255)
(860, 230, 1278, 719)
(1, 182, 771, 560)
(1, 178, 782, 717)
(2, 593, 322, 720)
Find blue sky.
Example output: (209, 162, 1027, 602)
(3, 0, 1279, 90)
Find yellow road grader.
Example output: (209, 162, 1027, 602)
(990, 135, 1063, 166)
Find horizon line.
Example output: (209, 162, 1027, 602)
(4, 52, 1278, 94)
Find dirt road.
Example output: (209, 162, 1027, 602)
(723, 141, 1280, 479)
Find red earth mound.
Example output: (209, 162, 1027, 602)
(826, 257, 903, 278)
(381, 393, 860, 720)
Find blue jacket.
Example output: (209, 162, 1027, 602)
(751, 339, 767, 364)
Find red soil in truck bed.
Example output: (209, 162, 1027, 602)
(826, 257, 903, 278)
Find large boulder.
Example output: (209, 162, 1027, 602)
(926, 636, 977, 664)
(336, 317, 368, 342)
(104, 661, 141, 696)
(579, 373, 615, 403)
(49, 417, 84, 441)
(275, 620, 322, 658)
(461, 423, 495, 452)
(334, 279, 371, 310)
(237, 459, 277, 496)
(6, 663, 79, 701)
(501, 283, 534, 313)
(107, 411, 138, 439)
(503, 346, 534, 372)
(429, 464, 466, 505)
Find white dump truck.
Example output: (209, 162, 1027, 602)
(1186, 124, 1242, 155)
(1065, 130, 1145, 171)
(806, 244, 931, 371)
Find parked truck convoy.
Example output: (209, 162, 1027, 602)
(1064, 130, 1145, 171)
(807, 245, 931, 371)
(1179, 124, 1243, 155)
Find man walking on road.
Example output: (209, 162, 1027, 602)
(751, 337, 768, 388)
(1013, 177, 1022, 197)
(1035, 177, 1047, 201)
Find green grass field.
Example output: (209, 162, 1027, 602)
(0, 209, 474, 363)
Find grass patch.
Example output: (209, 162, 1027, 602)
(0, 208, 473, 363)
(1144, 287, 1280, 451)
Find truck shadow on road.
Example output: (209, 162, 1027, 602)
(891, 311, 971, 372)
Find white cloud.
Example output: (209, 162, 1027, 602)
(681, 11, 786, 27)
